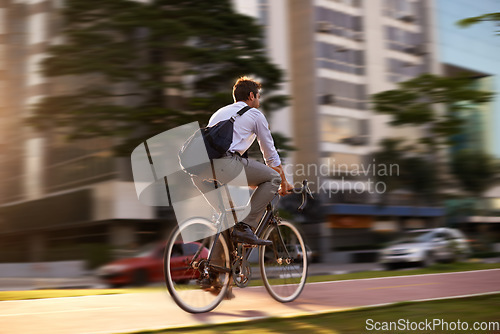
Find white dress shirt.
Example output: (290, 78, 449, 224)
(208, 101, 281, 167)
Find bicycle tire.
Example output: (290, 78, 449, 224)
(259, 220, 308, 303)
(163, 217, 231, 313)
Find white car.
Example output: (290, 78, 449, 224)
(379, 228, 470, 270)
(286, 244, 314, 262)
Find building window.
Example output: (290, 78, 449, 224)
(315, 7, 364, 41)
(320, 114, 369, 145)
(386, 58, 425, 82)
(258, 0, 269, 27)
(329, 0, 362, 7)
(385, 26, 425, 55)
(321, 115, 355, 144)
(316, 42, 365, 76)
(44, 137, 117, 193)
(317, 77, 368, 110)
(384, 0, 418, 23)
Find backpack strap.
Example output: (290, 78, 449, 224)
(230, 105, 252, 122)
(236, 105, 252, 116)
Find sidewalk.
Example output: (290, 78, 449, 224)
(0, 276, 102, 291)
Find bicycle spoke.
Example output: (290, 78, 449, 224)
(164, 218, 231, 313)
(259, 221, 308, 303)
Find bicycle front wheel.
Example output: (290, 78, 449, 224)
(259, 220, 308, 303)
(164, 217, 231, 313)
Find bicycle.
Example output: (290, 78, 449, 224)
(163, 179, 313, 313)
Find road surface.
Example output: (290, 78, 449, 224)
(1, 269, 499, 334)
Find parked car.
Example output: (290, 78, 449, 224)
(96, 242, 209, 287)
(379, 228, 471, 270)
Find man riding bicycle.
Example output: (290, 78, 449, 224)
(191, 76, 294, 246)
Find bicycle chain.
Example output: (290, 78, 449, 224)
(231, 246, 251, 288)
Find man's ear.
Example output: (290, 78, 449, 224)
(249, 92, 255, 100)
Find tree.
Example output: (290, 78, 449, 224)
(28, 0, 289, 156)
(457, 12, 500, 34)
(372, 73, 493, 153)
(373, 138, 406, 196)
(372, 73, 494, 203)
(450, 150, 497, 198)
(373, 138, 437, 205)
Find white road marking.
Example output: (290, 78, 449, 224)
(364, 282, 440, 290)
(307, 268, 500, 285)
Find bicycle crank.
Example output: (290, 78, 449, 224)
(232, 258, 251, 288)
(231, 245, 251, 288)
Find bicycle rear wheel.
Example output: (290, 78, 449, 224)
(259, 220, 308, 302)
(164, 217, 231, 313)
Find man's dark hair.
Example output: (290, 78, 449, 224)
(233, 76, 262, 101)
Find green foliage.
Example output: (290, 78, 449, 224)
(28, 0, 289, 156)
(445, 198, 478, 222)
(450, 150, 498, 196)
(373, 138, 405, 194)
(271, 132, 296, 159)
(374, 138, 437, 204)
(372, 74, 496, 202)
(400, 156, 437, 198)
(457, 12, 500, 34)
(372, 73, 493, 150)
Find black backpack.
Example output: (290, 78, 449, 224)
(178, 105, 251, 175)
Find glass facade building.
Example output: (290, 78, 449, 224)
(434, 0, 500, 156)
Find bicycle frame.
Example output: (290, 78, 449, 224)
(197, 164, 311, 274)
(205, 192, 286, 269)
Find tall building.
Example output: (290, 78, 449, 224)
(0, 0, 158, 263)
(432, 0, 499, 157)
(432, 0, 500, 228)
(235, 0, 446, 258)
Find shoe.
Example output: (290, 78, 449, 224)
(231, 222, 272, 246)
(206, 285, 235, 300)
(224, 286, 235, 300)
(198, 274, 220, 290)
(200, 277, 235, 300)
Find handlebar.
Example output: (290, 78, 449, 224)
(291, 179, 314, 212)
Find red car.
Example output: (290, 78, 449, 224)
(96, 242, 208, 287)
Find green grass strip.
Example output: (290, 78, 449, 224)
(124, 293, 500, 334)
